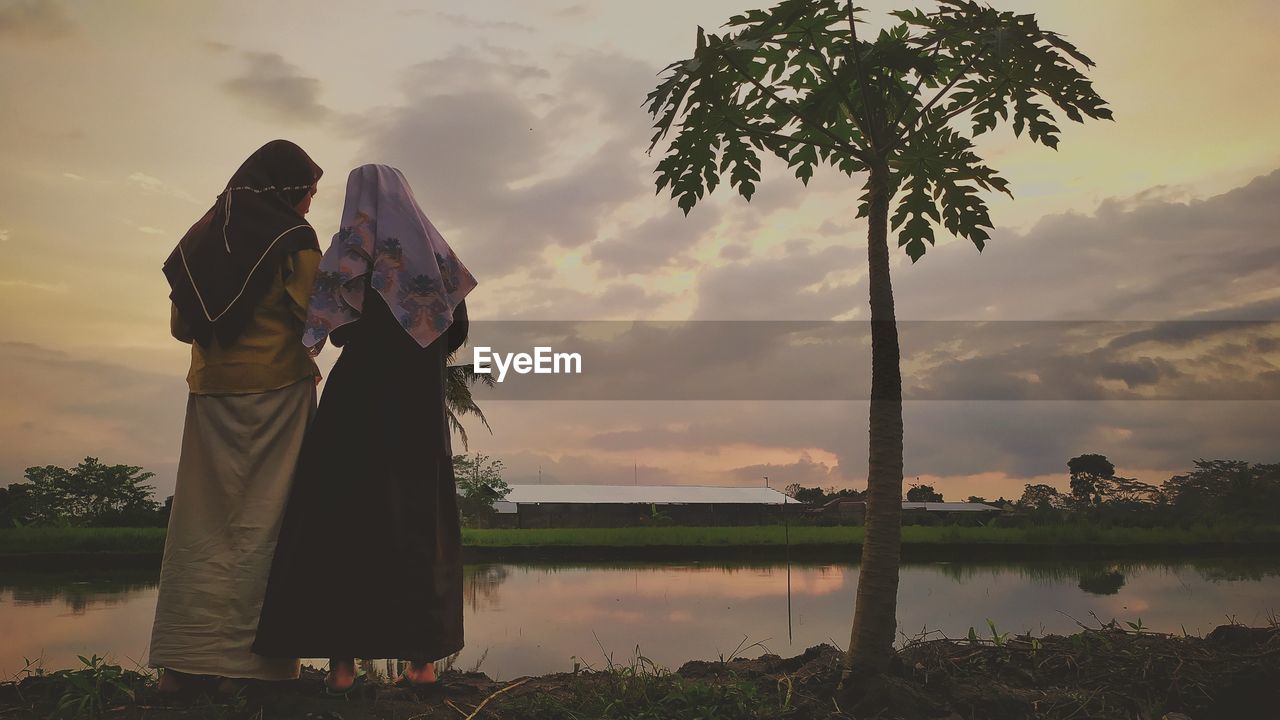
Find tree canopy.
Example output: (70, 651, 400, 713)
(8, 458, 161, 527)
(647, 0, 1112, 260)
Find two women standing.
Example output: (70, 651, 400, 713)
(151, 142, 475, 693)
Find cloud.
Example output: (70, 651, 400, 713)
(434, 12, 534, 33)
(725, 455, 844, 489)
(0, 0, 73, 40)
(497, 450, 679, 486)
(692, 241, 863, 320)
(816, 220, 845, 237)
(484, 281, 676, 320)
(392, 45, 550, 95)
(62, 172, 82, 181)
(0, 279, 67, 292)
(885, 169, 1280, 321)
(588, 207, 720, 276)
(127, 172, 199, 204)
(0, 229, 9, 242)
(222, 52, 331, 124)
(554, 5, 593, 20)
(356, 47, 652, 278)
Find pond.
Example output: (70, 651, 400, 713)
(2, 558, 1278, 680)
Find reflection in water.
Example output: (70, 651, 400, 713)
(1077, 569, 1126, 596)
(3, 558, 1279, 680)
(464, 564, 510, 612)
(0, 570, 157, 613)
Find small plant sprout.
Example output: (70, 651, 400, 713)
(986, 619, 1009, 646)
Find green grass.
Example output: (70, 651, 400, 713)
(2, 523, 1278, 556)
(464, 525, 860, 547)
(463, 523, 1280, 547)
(0, 527, 166, 554)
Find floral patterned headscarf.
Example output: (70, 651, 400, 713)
(303, 164, 477, 348)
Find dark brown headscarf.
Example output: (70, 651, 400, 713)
(163, 140, 324, 348)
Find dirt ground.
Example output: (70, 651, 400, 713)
(2, 624, 1277, 719)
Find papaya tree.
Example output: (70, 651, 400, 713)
(646, 0, 1111, 677)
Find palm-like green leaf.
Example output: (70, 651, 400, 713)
(648, 0, 1112, 260)
(445, 362, 495, 451)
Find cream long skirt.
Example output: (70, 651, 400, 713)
(148, 378, 315, 680)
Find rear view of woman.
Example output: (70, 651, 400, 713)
(151, 140, 323, 691)
(253, 164, 477, 692)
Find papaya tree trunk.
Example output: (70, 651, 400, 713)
(843, 163, 904, 677)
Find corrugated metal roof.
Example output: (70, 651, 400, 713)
(503, 484, 801, 505)
(902, 502, 1002, 512)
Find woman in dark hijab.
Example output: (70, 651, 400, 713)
(254, 164, 476, 693)
(150, 140, 323, 692)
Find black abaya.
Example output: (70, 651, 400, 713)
(253, 288, 468, 661)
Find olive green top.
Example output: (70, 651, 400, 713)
(171, 249, 321, 395)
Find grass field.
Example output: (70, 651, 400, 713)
(3, 523, 1278, 555)
(462, 523, 1280, 547)
(0, 527, 166, 554)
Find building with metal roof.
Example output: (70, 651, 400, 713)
(498, 484, 798, 509)
(490, 484, 800, 527)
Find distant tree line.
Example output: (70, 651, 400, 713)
(782, 483, 865, 506)
(781, 454, 1280, 527)
(1015, 455, 1280, 526)
(7, 453, 1275, 529)
(1, 457, 170, 528)
(783, 481, 1000, 507)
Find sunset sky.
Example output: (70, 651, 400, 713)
(1, 0, 1278, 500)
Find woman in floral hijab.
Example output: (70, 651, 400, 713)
(254, 165, 476, 692)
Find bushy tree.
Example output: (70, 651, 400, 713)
(1068, 453, 1161, 511)
(1162, 460, 1280, 523)
(783, 483, 864, 504)
(1017, 483, 1062, 510)
(453, 453, 511, 526)
(0, 483, 33, 527)
(17, 458, 160, 527)
(905, 483, 943, 502)
(1067, 453, 1114, 505)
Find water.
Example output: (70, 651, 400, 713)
(2, 559, 1277, 680)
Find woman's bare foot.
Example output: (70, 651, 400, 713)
(403, 660, 436, 685)
(325, 658, 358, 693)
(156, 668, 191, 694)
